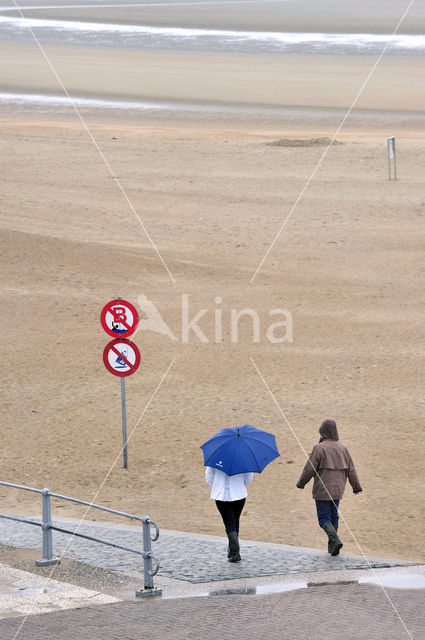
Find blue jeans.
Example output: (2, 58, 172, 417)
(315, 499, 340, 528)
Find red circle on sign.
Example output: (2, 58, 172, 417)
(103, 338, 141, 377)
(101, 299, 139, 338)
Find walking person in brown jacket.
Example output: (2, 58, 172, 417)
(296, 419, 362, 555)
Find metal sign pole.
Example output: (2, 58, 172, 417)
(121, 377, 128, 469)
(393, 138, 397, 181)
(101, 296, 140, 471)
(387, 136, 396, 181)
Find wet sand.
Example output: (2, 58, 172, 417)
(2, 42, 425, 113)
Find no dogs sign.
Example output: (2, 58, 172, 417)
(100, 299, 139, 338)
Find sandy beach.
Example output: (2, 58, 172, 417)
(0, 0, 424, 564)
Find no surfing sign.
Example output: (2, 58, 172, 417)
(103, 338, 141, 378)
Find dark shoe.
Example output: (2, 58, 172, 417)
(227, 531, 241, 562)
(322, 522, 343, 556)
(328, 522, 339, 554)
(228, 528, 240, 558)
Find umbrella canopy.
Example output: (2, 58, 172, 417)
(200, 424, 279, 476)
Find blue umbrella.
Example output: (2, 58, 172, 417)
(200, 424, 280, 476)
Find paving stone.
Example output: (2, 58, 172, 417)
(0, 583, 423, 640)
(0, 518, 415, 584)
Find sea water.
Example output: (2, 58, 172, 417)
(1, 1, 424, 114)
(1, 14, 425, 55)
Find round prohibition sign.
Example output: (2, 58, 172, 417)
(103, 338, 141, 377)
(101, 299, 139, 338)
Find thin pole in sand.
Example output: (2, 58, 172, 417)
(121, 376, 128, 469)
(387, 136, 397, 180)
(393, 139, 397, 180)
(117, 296, 128, 470)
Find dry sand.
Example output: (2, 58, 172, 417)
(1, 0, 424, 564)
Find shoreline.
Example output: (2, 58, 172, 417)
(2, 88, 425, 116)
(1, 0, 424, 35)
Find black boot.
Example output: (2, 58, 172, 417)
(321, 522, 343, 556)
(227, 531, 241, 562)
(228, 527, 240, 558)
(328, 522, 339, 554)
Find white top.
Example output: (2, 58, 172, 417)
(205, 467, 253, 501)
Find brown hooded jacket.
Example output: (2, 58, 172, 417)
(296, 420, 362, 500)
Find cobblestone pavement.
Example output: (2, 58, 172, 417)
(0, 517, 415, 583)
(1, 583, 423, 640)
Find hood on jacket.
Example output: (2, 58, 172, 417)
(319, 419, 339, 441)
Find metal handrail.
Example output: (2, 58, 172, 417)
(48, 492, 146, 524)
(0, 481, 145, 522)
(0, 481, 45, 494)
(0, 480, 161, 597)
(0, 513, 42, 527)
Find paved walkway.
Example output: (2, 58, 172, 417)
(0, 517, 415, 583)
(1, 581, 423, 640)
(0, 517, 423, 640)
(0, 563, 119, 619)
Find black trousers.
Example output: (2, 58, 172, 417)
(215, 498, 246, 534)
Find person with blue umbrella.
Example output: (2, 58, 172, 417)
(201, 424, 280, 562)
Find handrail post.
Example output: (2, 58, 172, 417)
(36, 488, 60, 567)
(135, 516, 162, 598)
(0, 481, 161, 585)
